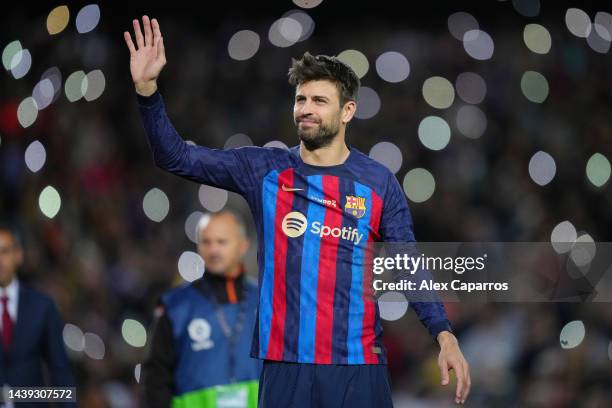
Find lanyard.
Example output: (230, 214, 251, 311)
(202, 279, 249, 345)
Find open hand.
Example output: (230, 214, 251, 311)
(124, 15, 166, 96)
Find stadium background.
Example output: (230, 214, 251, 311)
(1, 0, 612, 406)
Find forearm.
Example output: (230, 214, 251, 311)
(137, 90, 193, 173)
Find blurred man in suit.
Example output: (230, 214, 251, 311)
(0, 223, 76, 407)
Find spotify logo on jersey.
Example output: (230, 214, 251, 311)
(281, 211, 365, 244)
(282, 211, 308, 237)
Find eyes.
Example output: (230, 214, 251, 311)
(295, 96, 328, 105)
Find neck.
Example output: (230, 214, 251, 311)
(205, 264, 243, 281)
(0, 276, 15, 288)
(299, 133, 350, 167)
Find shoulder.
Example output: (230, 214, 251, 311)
(232, 144, 300, 176)
(348, 147, 397, 196)
(160, 282, 196, 306)
(19, 284, 56, 310)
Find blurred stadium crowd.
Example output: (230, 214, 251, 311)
(1, 1, 612, 407)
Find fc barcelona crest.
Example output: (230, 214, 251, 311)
(344, 195, 367, 218)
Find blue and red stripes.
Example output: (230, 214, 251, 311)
(260, 171, 384, 364)
(298, 175, 324, 362)
(314, 175, 341, 364)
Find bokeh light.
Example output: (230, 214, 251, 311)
(228, 30, 260, 61)
(403, 168, 436, 203)
(47, 5, 70, 35)
(63, 323, 85, 352)
(268, 17, 302, 47)
(528, 151, 556, 186)
(375, 51, 410, 83)
(39, 186, 61, 218)
(595, 12, 612, 38)
(586, 153, 611, 187)
(456, 105, 487, 139)
(121, 319, 147, 348)
(551, 220, 577, 254)
(455, 72, 487, 104)
(65, 70, 87, 102)
(570, 234, 596, 267)
(354, 86, 381, 119)
(178, 251, 205, 282)
(565, 8, 591, 38)
(83, 332, 105, 360)
(369, 142, 403, 174)
(378, 291, 409, 321)
(263, 140, 289, 150)
(2, 40, 22, 71)
(224, 133, 253, 149)
(83, 69, 106, 101)
(463, 30, 495, 60)
(292, 0, 323, 8)
(10, 49, 32, 79)
(41, 67, 63, 104)
(185, 211, 206, 243)
(521, 71, 549, 103)
(282, 10, 315, 42)
(418, 116, 451, 150)
(586, 23, 611, 54)
(447, 12, 479, 41)
(25, 140, 47, 173)
(17, 97, 38, 128)
(142, 188, 170, 222)
(336, 49, 369, 79)
(134, 364, 141, 384)
(422, 76, 455, 109)
(76, 4, 101, 34)
(199, 185, 228, 212)
(559, 320, 585, 349)
(523, 24, 551, 54)
(32, 78, 55, 110)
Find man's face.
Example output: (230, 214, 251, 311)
(0, 231, 22, 287)
(197, 214, 248, 277)
(294, 80, 343, 150)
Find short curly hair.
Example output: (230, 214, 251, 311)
(288, 51, 360, 106)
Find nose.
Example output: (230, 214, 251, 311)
(296, 100, 314, 117)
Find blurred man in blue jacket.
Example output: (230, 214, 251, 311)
(0, 223, 75, 407)
(142, 211, 261, 408)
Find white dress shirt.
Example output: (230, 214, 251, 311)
(0, 278, 19, 331)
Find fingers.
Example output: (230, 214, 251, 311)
(152, 18, 161, 41)
(156, 36, 165, 61)
(133, 19, 144, 49)
(123, 31, 136, 54)
(454, 362, 465, 404)
(151, 18, 164, 59)
(143, 15, 153, 47)
(439, 359, 449, 386)
(462, 361, 471, 403)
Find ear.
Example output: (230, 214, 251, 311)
(341, 100, 356, 124)
(15, 246, 24, 268)
(239, 238, 250, 257)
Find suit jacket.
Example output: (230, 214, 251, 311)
(0, 284, 75, 406)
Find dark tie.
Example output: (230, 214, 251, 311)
(1, 296, 12, 350)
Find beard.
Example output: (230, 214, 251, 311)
(296, 116, 341, 151)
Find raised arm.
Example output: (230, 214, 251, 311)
(124, 16, 257, 195)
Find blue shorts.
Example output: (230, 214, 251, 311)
(257, 360, 394, 408)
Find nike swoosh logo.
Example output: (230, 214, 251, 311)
(281, 184, 304, 192)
